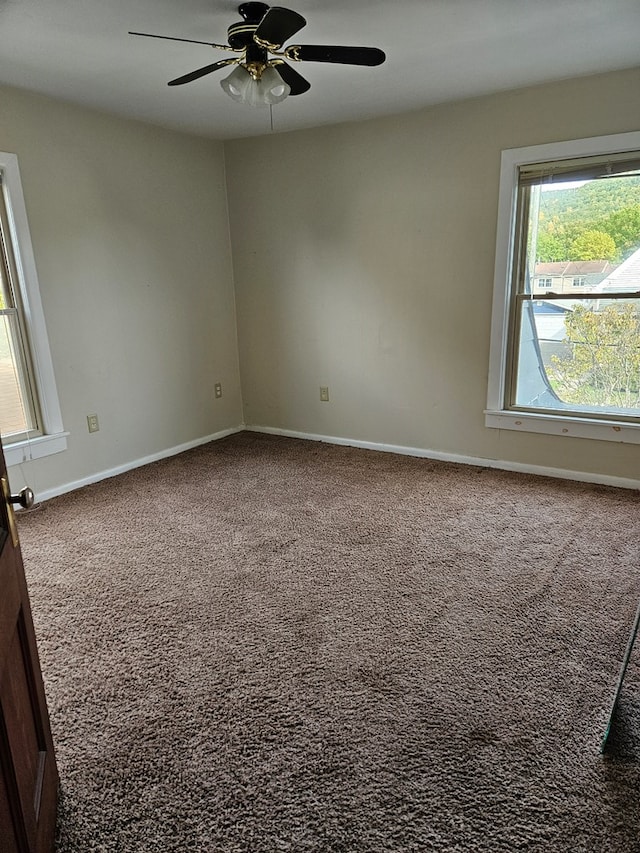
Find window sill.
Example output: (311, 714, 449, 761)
(4, 432, 69, 467)
(485, 411, 640, 444)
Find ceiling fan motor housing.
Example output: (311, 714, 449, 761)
(228, 2, 270, 48)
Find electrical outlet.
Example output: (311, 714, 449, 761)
(320, 386, 329, 402)
(87, 413, 100, 433)
(214, 382, 223, 399)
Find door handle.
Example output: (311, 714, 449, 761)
(1, 478, 34, 546)
(9, 486, 34, 510)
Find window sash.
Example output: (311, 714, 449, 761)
(508, 293, 640, 423)
(0, 176, 42, 441)
(0, 308, 39, 438)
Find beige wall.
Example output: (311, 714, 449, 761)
(225, 67, 640, 484)
(1, 85, 242, 497)
(2, 68, 639, 498)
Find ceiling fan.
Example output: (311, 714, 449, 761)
(129, 2, 386, 107)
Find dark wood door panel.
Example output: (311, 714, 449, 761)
(0, 762, 20, 853)
(0, 439, 58, 853)
(1, 609, 49, 848)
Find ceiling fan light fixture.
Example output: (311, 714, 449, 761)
(220, 64, 251, 101)
(131, 4, 385, 105)
(260, 64, 291, 104)
(220, 63, 290, 107)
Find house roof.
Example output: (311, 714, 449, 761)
(534, 261, 616, 276)
(533, 300, 569, 314)
(593, 246, 640, 292)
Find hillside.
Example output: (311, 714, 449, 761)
(536, 173, 640, 262)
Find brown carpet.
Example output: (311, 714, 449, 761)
(17, 431, 640, 852)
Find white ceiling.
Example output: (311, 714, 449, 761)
(1, 0, 639, 141)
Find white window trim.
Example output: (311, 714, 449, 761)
(1, 152, 67, 466)
(485, 129, 640, 445)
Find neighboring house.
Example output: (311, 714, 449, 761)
(532, 300, 572, 368)
(0, 332, 25, 435)
(533, 260, 616, 294)
(592, 246, 640, 292)
(533, 299, 570, 342)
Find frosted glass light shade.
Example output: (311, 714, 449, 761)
(220, 64, 290, 107)
(259, 66, 291, 105)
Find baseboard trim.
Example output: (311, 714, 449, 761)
(246, 425, 640, 491)
(32, 423, 640, 501)
(35, 425, 246, 503)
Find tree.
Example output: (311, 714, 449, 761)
(569, 229, 617, 261)
(547, 304, 640, 409)
(599, 205, 640, 260)
(536, 232, 566, 262)
(535, 175, 640, 263)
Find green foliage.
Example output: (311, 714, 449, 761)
(600, 206, 640, 259)
(536, 175, 640, 263)
(547, 304, 640, 409)
(536, 232, 565, 262)
(569, 230, 617, 261)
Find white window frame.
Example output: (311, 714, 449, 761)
(0, 152, 67, 466)
(486, 130, 640, 444)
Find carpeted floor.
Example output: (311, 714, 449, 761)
(17, 431, 640, 852)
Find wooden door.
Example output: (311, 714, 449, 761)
(0, 439, 58, 853)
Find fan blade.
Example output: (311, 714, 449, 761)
(286, 45, 386, 66)
(128, 31, 234, 51)
(272, 62, 310, 96)
(254, 7, 306, 50)
(168, 59, 238, 86)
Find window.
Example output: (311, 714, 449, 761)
(537, 277, 552, 289)
(1, 188, 40, 440)
(0, 152, 66, 466)
(486, 131, 640, 444)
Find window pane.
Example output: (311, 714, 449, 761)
(527, 172, 640, 296)
(515, 298, 640, 418)
(0, 311, 32, 437)
(0, 173, 41, 442)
